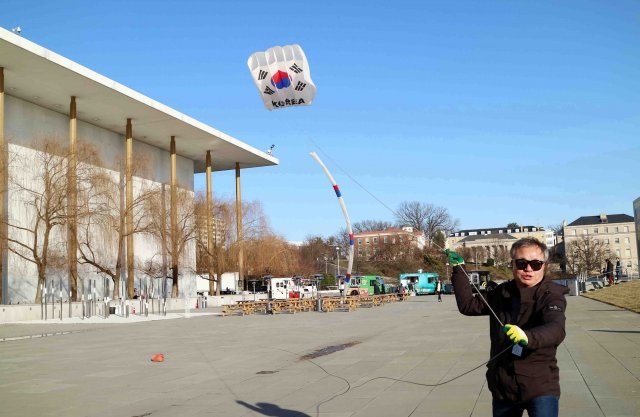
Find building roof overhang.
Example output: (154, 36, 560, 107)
(0, 27, 278, 173)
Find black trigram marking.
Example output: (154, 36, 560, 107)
(263, 86, 275, 95)
(294, 81, 306, 91)
(289, 63, 303, 74)
(258, 70, 268, 80)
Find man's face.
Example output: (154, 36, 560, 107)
(512, 246, 546, 288)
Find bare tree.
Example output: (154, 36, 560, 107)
(194, 196, 271, 294)
(566, 235, 607, 275)
(75, 155, 155, 299)
(547, 223, 563, 235)
(495, 246, 511, 267)
(4, 140, 69, 303)
(244, 235, 301, 277)
(395, 201, 458, 243)
(147, 186, 196, 297)
(352, 219, 394, 233)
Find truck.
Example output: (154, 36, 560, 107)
(399, 271, 439, 295)
(346, 275, 386, 296)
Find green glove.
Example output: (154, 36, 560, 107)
(445, 249, 465, 266)
(503, 324, 528, 346)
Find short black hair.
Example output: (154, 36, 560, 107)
(510, 237, 549, 261)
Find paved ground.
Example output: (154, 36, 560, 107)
(0, 295, 638, 417)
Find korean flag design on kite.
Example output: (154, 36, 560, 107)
(248, 44, 316, 111)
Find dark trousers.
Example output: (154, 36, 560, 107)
(493, 396, 559, 417)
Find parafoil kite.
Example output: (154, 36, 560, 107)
(247, 44, 316, 111)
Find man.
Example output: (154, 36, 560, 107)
(447, 238, 568, 417)
(604, 259, 614, 286)
(615, 258, 622, 283)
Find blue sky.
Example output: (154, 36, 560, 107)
(2, 0, 639, 242)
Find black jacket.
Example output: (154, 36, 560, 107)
(451, 265, 568, 402)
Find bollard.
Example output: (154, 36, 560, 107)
(41, 284, 45, 320)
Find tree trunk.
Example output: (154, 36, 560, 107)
(35, 263, 46, 304)
(171, 264, 179, 297)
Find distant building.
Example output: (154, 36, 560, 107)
(353, 226, 425, 260)
(633, 198, 640, 274)
(563, 214, 638, 277)
(447, 225, 553, 264)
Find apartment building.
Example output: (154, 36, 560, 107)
(446, 225, 554, 265)
(563, 214, 638, 276)
(635, 198, 640, 271)
(353, 227, 426, 259)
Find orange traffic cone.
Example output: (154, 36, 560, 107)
(151, 353, 165, 362)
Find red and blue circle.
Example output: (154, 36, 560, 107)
(271, 70, 291, 89)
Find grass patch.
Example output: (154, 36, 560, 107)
(581, 280, 640, 314)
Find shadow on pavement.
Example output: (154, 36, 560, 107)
(236, 400, 311, 417)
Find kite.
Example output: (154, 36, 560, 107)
(248, 44, 317, 110)
(310, 152, 354, 296)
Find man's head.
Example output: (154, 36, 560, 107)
(510, 238, 548, 288)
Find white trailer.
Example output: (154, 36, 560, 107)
(197, 272, 240, 294)
(269, 277, 295, 299)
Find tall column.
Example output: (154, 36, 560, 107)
(170, 136, 178, 297)
(125, 119, 134, 298)
(205, 151, 215, 295)
(0, 67, 5, 304)
(235, 162, 244, 292)
(67, 96, 78, 301)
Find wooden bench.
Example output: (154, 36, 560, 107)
(358, 295, 375, 308)
(271, 300, 296, 314)
(321, 297, 356, 312)
(296, 299, 316, 312)
(221, 302, 254, 317)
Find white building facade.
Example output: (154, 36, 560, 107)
(0, 28, 277, 303)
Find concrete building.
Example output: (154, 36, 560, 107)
(563, 214, 638, 277)
(447, 225, 553, 264)
(353, 226, 425, 260)
(0, 28, 277, 303)
(633, 198, 640, 273)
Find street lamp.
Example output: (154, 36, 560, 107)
(324, 256, 328, 274)
(336, 246, 340, 277)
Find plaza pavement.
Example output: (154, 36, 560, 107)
(0, 294, 638, 417)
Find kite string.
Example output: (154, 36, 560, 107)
(309, 137, 399, 217)
(308, 139, 504, 326)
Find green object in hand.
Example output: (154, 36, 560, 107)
(445, 249, 465, 266)
(503, 324, 529, 346)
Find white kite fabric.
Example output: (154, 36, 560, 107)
(247, 44, 317, 111)
(310, 152, 354, 288)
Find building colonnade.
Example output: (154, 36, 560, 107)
(0, 66, 246, 303)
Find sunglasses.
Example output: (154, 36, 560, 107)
(513, 259, 545, 271)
